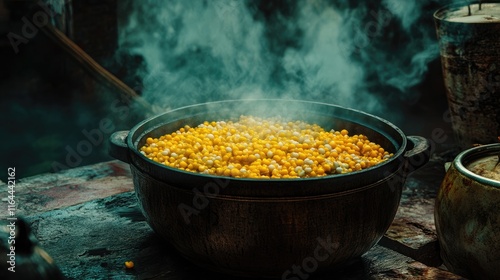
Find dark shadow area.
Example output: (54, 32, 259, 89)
(1, 0, 453, 179)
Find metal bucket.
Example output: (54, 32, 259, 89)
(434, 2, 500, 149)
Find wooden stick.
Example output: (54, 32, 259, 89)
(39, 22, 155, 114)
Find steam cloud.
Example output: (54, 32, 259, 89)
(116, 0, 443, 121)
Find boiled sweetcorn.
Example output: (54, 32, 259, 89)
(140, 116, 392, 178)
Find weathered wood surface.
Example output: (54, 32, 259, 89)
(25, 192, 462, 280)
(380, 158, 446, 267)
(0, 161, 133, 219)
(0, 158, 463, 279)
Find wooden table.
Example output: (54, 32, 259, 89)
(0, 157, 465, 279)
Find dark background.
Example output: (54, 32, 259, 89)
(0, 0, 453, 178)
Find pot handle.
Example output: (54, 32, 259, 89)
(109, 130, 131, 164)
(403, 136, 432, 174)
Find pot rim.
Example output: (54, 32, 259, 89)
(434, 1, 500, 22)
(454, 143, 500, 188)
(126, 99, 408, 183)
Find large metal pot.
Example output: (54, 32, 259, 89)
(109, 100, 431, 278)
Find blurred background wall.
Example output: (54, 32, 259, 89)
(0, 0, 453, 178)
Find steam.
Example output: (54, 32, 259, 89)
(281, 1, 369, 108)
(116, 0, 442, 119)
(117, 0, 271, 106)
(378, 0, 441, 92)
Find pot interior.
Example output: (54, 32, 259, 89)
(133, 100, 403, 155)
(457, 144, 500, 187)
(125, 100, 408, 196)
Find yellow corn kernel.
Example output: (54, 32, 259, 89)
(124, 260, 134, 269)
(316, 167, 325, 176)
(231, 168, 241, 177)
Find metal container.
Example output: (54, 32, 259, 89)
(434, 2, 500, 149)
(109, 99, 431, 278)
(435, 143, 500, 280)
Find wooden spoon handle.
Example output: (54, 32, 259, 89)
(39, 22, 155, 114)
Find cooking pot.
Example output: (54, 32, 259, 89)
(109, 99, 431, 278)
(435, 143, 500, 280)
